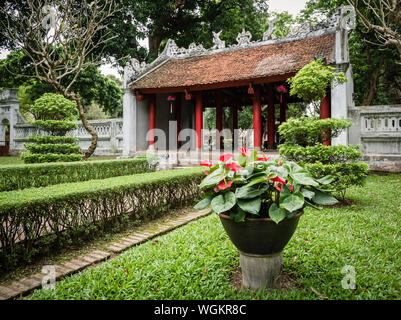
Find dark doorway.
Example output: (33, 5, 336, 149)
(0, 119, 10, 156)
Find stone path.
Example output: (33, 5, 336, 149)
(0, 209, 210, 300)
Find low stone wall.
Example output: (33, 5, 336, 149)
(349, 105, 401, 172)
(12, 119, 123, 156)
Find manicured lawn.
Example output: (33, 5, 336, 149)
(28, 174, 401, 300)
(0, 156, 117, 166)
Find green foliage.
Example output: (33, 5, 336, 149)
(20, 152, 83, 164)
(279, 117, 369, 198)
(22, 93, 82, 163)
(30, 93, 78, 121)
(195, 151, 337, 224)
(0, 168, 203, 270)
(278, 143, 363, 164)
(287, 59, 348, 103)
(0, 157, 157, 192)
(27, 174, 401, 300)
(278, 117, 353, 146)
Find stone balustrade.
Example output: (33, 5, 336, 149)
(12, 119, 123, 156)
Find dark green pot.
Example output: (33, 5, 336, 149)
(219, 211, 303, 255)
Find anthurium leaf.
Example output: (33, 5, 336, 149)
(269, 203, 287, 224)
(305, 199, 322, 210)
(237, 197, 261, 215)
(199, 168, 226, 189)
(230, 207, 246, 222)
(280, 184, 292, 198)
(280, 192, 305, 212)
(301, 188, 315, 200)
(243, 173, 268, 188)
(317, 175, 335, 185)
(193, 195, 212, 210)
(235, 185, 268, 199)
(312, 190, 339, 205)
(277, 166, 289, 178)
(291, 172, 319, 186)
(211, 192, 236, 213)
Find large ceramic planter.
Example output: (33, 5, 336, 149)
(219, 211, 303, 289)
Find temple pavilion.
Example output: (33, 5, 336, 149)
(122, 5, 356, 157)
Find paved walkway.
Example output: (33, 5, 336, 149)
(0, 209, 210, 300)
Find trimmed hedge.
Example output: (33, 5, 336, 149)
(0, 167, 204, 270)
(0, 158, 158, 192)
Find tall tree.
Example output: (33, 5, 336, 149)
(0, 0, 119, 159)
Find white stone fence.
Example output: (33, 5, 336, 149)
(348, 105, 401, 172)
(13, 119, 123, 156)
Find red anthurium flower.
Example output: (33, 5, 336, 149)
(225, 162, 242, 172)
(270, 176, 286, 184)
(219, 154, 233, 162)
(278, 161, 282, 166)
(238, 147, 251, 157)
(217, 179, 233, 190)
(288, 184, 293, 191)
(275, 183, 282, 192)
(200, 160, 213, 167)
(204, 170, 209, 176)
(257, 156, 271, 161)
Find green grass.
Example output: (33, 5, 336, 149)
(28, 174, 401, 300)
(0, 156, 118, 166)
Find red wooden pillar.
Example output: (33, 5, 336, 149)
(232, 100, 239, 150)
(195, 92, 203, 150)
(216, 90, 223, 149)
(176, 93, 181, 146)
(280, 93, 287, 124)
(267, 85, 275, 149)
(320, 90, 331, 146)
(252, 86, 262, 150)
(148, 94, 156, 147)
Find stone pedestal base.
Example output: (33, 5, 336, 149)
(239, 251, 283, 290)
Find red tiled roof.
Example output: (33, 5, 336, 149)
(131, 33, 336, 91)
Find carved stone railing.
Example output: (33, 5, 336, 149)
(349, 105, 401, 172)
(12, 118, 123, 156)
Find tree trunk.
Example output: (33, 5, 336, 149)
(148, 35, 163, 59)
(66, 92, 98, 160)
(362, 52, 384, 106)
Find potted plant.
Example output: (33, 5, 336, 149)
(194, 148, 338, 289)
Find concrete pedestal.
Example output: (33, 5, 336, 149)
(239, 251, 283, 290)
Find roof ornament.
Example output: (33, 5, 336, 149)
(263, 19, 277, 41)
(212, 30, 225, 50)
(340, 5, 356, 31)
(188, 42, 207, 54)
(236, 28, 252, 47)
(124, 58, 147, 88)
(287, 22, 312, 38)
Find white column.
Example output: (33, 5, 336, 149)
(122, 88, 136, 156)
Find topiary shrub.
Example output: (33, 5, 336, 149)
(21, 93, 82, 163)
(278, 117, 369, 200)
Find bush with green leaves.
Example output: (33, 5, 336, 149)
(0, 167, 203, 270)
(279, 117, 369, 199)
(194, 149, 338, 224)
(287, 59, 348, 103)
(0, 157, 157, 192)
(278, 116, 353, 146)
(21, 93, 82, 163)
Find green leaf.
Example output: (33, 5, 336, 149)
(230, 207, 246, 222)
(210, 192, 236, 213)
(269, 203, 287, 224)
(280, 192, 305, 212)
(243, 173, 267, 188)
(238, 154, 247, 167)
(317, 175, 335, 185)
(199, 167, 226, 189)
(193, 195, 212, 210)
(237, 197, 261, 215)
(235, 185, 268, 199)
(291, 172, 319, 186)
(301, 188, 315, 200)
(312, 190, 339, 205)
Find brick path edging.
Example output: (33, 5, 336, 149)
(0, 209, 210, 300)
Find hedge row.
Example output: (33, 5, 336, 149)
(0, 157, 158, 192)
(0, 167, 204, 270)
